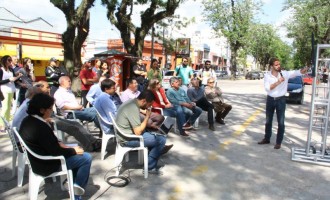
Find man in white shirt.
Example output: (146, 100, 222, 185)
(54, 76, 99, 128)
(258, 57, 308, 149)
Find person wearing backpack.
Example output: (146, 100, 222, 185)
(198, 60, 216, 87)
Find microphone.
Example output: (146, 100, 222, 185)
(279, 68, 283, 77)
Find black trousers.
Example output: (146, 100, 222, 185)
(196, 97, 214, 125)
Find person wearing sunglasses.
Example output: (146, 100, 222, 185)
(204, 77, 232, 125)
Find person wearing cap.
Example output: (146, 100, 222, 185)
(45, 57, 68, 96)
(79, 60, 98, 108)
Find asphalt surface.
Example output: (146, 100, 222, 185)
(1, 79, 330, 200)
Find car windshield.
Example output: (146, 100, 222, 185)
(165, 71, 174, 76)
(288, 76, 302, 84)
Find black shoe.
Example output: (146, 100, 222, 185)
(216, 118, 225, 125)
(92, 139, 102, 152)
(258, 138, 270, 145)
(209, 124, 215, 131)
(180, 130, 189, 137)
(161, 144, 174, 155)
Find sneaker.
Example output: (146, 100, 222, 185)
(182, 122, 192, 130)
(63, 181, 85, 196)
(216, 118, 225, 125)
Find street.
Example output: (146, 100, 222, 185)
(1, 79, 330, 200)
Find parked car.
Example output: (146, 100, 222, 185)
(257, 71, 264, 79)
(302, 73, 313, 85)
(286, 76, 304, 104)
(245, 71, 260, 80)
(162, 70, 174, 90)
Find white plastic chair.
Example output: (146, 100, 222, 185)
(0, 117, 27, 187)
(13, 127, 75, 200)
(152, 107, 177, 133)
(95, 110, 115, 160)
(109, 113, 148, 179)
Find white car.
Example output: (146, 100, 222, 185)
(162, 70, 175, 90)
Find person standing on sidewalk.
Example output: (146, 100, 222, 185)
(258, 57, 308, 149)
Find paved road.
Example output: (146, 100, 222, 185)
(1, 79, 329, 200)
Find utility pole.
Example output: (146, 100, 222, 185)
(151, 26, 155, 60)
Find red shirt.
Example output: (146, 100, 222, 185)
(79, 69, 96, 90)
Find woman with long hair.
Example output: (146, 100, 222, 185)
(97, 61, 110, 78)
(147, 59, 162, 83)
(16, 57, 35, 105)
(0, 55, 22, 131)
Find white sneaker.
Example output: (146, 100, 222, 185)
(63, 181, 85, 196)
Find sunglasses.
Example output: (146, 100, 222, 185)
(7, 59, 12, 62)
(208, 81, 215, 83)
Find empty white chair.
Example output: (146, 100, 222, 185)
(13, 127, 75, 200)
(0, 117, 27, 187)
(109, 113, 148, 179)
(95, 110, 115, 160)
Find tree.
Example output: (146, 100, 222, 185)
(202, 0, 262, 78)
(50, 0, 95, 75)
(284, 0, 330, 67)
(101, 0, 184, 57)
(247, 23, 293, 70)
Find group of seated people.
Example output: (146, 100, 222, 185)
(12, 73, 231, 199)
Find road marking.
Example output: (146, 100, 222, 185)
(219, 107, 263, 148)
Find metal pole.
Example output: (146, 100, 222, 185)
(151, 26, 155, 60)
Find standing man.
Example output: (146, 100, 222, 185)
(133, 58, 147, 92)
(116, 90, 172, 174)
(173, 57, 194, 89)
(79, 60, 98, 108)
(258, 57, 308, 149)
(45, 57, 68, 96)
(198, 60, 216, 87)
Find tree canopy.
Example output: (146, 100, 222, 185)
(101, 0, 184, 57)
(284, 0, 330, 67)
(50, 0, 95, 75)
(202, 0, 262, 77)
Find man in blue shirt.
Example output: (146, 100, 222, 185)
(86, 76, 107, 106)
(94, 79, 117, 134)
(173, 57, 194, 86)
(166, 77, 202, 136)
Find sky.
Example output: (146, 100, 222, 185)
(0, 0, 291, 45)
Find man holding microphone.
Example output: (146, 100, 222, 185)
(258, 57, 308, 149)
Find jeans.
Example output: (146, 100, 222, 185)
(182, 105, 202, 125)
(125, 132, 166, 170)
(80, 90, 89, 108)
(163, 106, 187, 133)
(68, 107, 100, 128)
(65, 152, 92, 189)
(54, 117, 97, 151)
(265, 96, 286, 144)
(196, 97, 214, 125)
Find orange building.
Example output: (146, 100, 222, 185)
(0, 7, 64, 81)
(107, 39, 176, 70)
